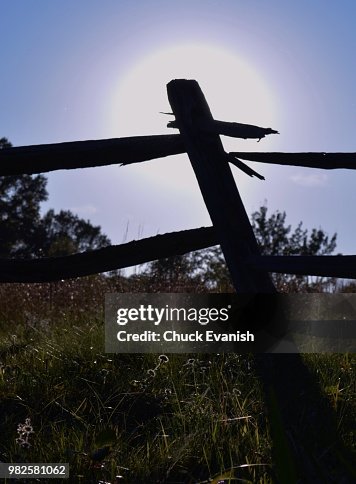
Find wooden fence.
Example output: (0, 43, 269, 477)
(1, 79, 355, 480)
(1, 78, 356, 288)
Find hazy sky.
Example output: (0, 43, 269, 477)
(1, 1, 356, 269)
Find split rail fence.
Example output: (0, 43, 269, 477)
(1, 79, 355, 480)
(1, 79, 356, 290)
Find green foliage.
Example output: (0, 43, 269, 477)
(0, 137, 48, 258)
(41, 209, 110, 256)
(144, 254, 204, 292)
(0, 137, 110, 258)
(0, 281, 354, 481)
(251, 205, 337, 257)
(250, 204, 337, 291)
(145, 203, 338, 292)
(190, 246, 234, 291)
(0, 285, 272, 482)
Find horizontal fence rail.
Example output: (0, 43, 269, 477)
(0, 119, 278, 177)
(0, 135, 185, 176)
(231, 151, 356, 169)
(2, 139, 356, 178)
(1, 78, 356, 285)
(0, 227, 217, 283)
(247, 255, 356, 279)
(5, 235, 356, 282)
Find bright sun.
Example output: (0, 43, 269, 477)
(111, 43, 276, 137)
(108, 43, 277, 191)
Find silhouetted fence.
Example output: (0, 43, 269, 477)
(1, 79, 356, 289)
(1, 79, 355, 480)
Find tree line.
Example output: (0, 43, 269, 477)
(1, 136, 340, 291)
(0, 137, 110, 259)
(142, 205, 337, 293)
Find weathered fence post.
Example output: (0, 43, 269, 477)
(167, 79, 275, 293)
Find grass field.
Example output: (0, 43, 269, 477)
(0, 277, 355, 483)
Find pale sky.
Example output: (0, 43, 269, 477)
(1, 1, 356, 268)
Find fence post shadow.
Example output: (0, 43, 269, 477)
(255, 353, 355, 483)
(166, 79, 355, 482)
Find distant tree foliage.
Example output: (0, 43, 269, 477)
(41, 209, 110, 257)
(144, 204, 338, 292)
(251, 204, 337, 291)
(251, 205, 337, 257)
(0, 137, 110, 258)
(146, 254, 202, 291)
(0, 137, 48, 258)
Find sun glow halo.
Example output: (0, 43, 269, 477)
(109, 44, 277, 190)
